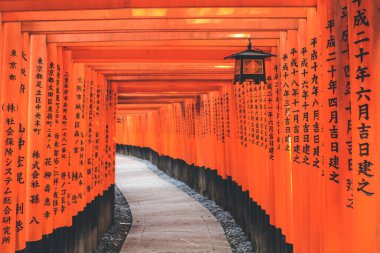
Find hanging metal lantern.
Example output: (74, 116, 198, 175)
(224, 38, 276, 84)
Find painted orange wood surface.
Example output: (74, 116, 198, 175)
(0, 0, 379, 252)
(0, 23, 116, 253)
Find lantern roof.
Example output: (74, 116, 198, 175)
(224, 38, 276, 60)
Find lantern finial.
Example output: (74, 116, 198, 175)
(248, 38, 252, 50)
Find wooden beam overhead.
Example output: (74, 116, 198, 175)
(117, 87, 221, 93)
(70, 49, 273, 61)
(118, 93, 203, 97)
(96, 70, 232, 75)
(115, 80, 229, 87)
(118, 100, 188, 104)
(117, 111, 158, 114)
(0, 0, 317, 12)
(116, 104, 167, 109)
(58, 39, 279, 48)
(48, 31, 281, 43)
(3, 7, 308, 21)
(85, 62, 235, 72)
(22, 18, 300, 32)
(107, 75, 232, 81)
(67, 46, 266, 51)
(118, 98, 195, 104)
(86, 62, 235, 66)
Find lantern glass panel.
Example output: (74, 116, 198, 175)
(235, 59, 241, 74)
(243, 59, 264, 74)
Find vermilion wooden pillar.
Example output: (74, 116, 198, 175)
(0, 15, 3, 102)
(0, 22, 22, 253)
(43, 42, 58, 236)
(305, 7, 323, 253)
(62, 49, 74, 229)
(348, 0, 377, 252)
(296, 19, 311, 253)
(267, 46, 278, 226)
(26, 34, 47, 243)
(287, 28, 302, 252)
(374, 4, 380, 251)
(245, 81, 255, 201)
(320, 1, 342, 252)
(278, 31, 294, 244)
(272, 44, 282, 231)
(336, 0, 353, 252)
(222, 83, 234, 179)
(54, 46, 64, 230)
(84, 67, 92, 204)
(16, 31, 30, 252)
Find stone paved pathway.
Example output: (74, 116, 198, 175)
(116, 155, 232, 253)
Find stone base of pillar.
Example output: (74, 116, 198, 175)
(17, 185, 115, 253)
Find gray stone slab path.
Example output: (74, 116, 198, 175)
(116, 155, 232, 253)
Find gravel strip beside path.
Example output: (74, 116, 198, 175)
(95, 186, 132, 253)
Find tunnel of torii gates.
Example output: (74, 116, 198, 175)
(0, 0, 379, 253)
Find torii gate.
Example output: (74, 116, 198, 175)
(0, 0, 379, 252)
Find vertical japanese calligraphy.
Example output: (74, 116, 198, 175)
(26, 34, 47, 243)
(0, 22, 22, 253)
(0, 28, 116, 252)
(348, 0, 376, 252)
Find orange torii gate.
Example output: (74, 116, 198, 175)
(0, 0, 379, 252)
(116, 1, 380, 253)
